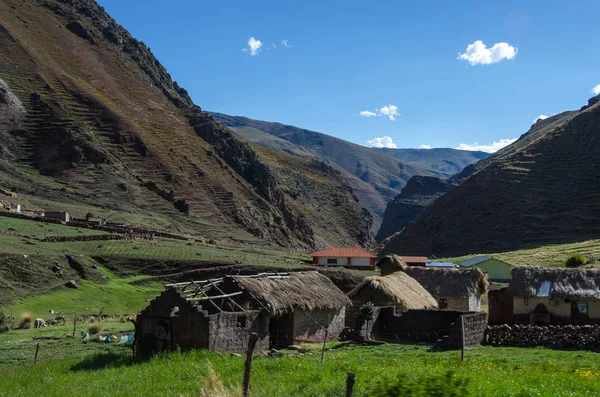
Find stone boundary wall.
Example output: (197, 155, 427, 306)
(485, 324, 600, 350)
(0, 211, 62, 224)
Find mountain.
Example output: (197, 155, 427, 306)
(379, 96, 600, 257)
(211, 113, 483, 233)
(0, 0, 373, 250)
(375, 176, 457, 243)
(376, 148, 488, 179)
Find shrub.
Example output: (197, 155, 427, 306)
(18, 312, 33, 329)
(88, 323, 100, 335)
(368, 370, 470, 397)
(0, 311, 8, 333)
(566, 254, 587, 268)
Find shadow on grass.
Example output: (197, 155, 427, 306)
(70, 352, 150, 372)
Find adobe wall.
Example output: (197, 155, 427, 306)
(293, 308, 345, 342)
(437, 296, 473, 312)
(485, 324, 600, 351)
(207, 311, 269, 352)
(377, 309, 486, 349)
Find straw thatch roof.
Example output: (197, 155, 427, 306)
(348, 272, 438, 311)
(377, 255, 408, 276)
(404, 267, 489, 298)
(231, 271, 351, 315)
(508, 266, 600, 299)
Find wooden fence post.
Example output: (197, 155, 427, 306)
(320, 328, 329, 364)
(346, 372, 356, 397)
(460, 315, 465, 362)
(34, 343, 40, 366)
(72, 316, 77, 338)
(242, 332, 259, 397)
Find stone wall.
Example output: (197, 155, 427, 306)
(207, 311, 269, 352)
(42, 233, 155, 242)
(485, 324, 600, 351)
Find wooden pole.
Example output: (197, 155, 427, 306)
(34, 343, 40, 366)
(320, 328, 329, 364)
(72, 316, 77, 338)
(346, 372, 356, 397)
(242, 332, 259, 397)
(460, 315, 465, 362)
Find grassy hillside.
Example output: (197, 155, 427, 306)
(381, 96, 600, 257)
(0, 0, 373, 250)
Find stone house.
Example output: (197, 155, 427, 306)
(136, 271, 349, 355)
(45, 211, 70, 222)
(506, 266, 600, 326)
(404, 266, 488, 312)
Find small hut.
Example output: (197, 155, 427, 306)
(345, 255, 438, 335)
(404, 266, 488, 312)
(136, 271, 350, 355)
(507, 266, 600, 325)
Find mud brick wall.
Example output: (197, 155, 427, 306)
(376, 309, 486, 349)
(207, 311, 269, 352)
(485, 324, 600, 351)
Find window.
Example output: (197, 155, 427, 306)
(439, 298, 448, 309)
(327, 258, 338, 264)
(237, 315, 247, 328)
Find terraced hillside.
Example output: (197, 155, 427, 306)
(380, 96, 600, 257)
(0, 0, 373, 249)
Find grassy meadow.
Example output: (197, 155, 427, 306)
(0, 332, 599, 396)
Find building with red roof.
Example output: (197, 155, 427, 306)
(310, 247, 376, 270)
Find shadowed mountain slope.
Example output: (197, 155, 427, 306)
(380, 97, 600, 257)
(0, 0, 373, 250)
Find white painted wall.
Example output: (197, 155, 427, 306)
(316, 256, 372, 267)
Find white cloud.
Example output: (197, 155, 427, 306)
(592, 84, 600, 95)
(534, 114, 549, 123)
(242, 37, 263, 56)
(366, 136, 398, 149)
(358, 104, 400, 121)
(419, 144, 432, 149)
(379, 104, 399, 121)
(456, 138, 518, 153)
(458, 40, 517, 65)
(359, 110, 378, 117)
(281, 40, 292, 48)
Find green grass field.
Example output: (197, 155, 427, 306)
(0, 333, 599, 396)
(445, 239, 600, 267)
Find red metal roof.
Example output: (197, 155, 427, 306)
(400, 256, 429, 263)
(311, 247, 376, 258)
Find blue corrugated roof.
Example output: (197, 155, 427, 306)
(426, 262, 455, 268)
(457, 256, 492, 267)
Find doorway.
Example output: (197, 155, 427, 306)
(269, 312, 294, 347)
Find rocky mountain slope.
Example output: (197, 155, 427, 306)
(379, 96, 600, 257)
(375, 176, 457, 242)
(211, 112, 483, 233)
(0, 0, 373, 250)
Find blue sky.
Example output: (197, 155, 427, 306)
(97, 0, 600, 152)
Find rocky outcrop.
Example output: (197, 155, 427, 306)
(376, 176, 457, 243)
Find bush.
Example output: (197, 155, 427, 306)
(0, 311, 8, 333)
(368, 371, 470, 397)
(18, 312, 33, 329)
(566, 254, 587, 268)
(88, 323, 100, 335)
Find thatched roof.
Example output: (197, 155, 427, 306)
(377, 255, 408, 276)
(231, 271, 350, 315)
(404, 267, 489, 298)
(508, 266, 600, 299)
(348, 272, 438, 311)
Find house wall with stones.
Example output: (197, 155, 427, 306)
(512, 297, 600, 325)
(293, 308, 345, 342)
(436, 295, 479, 312)
(206, 311, 269, 352)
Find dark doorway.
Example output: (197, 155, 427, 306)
(529, 303, 551, 326)
(488, 288, 514, 325)
(269, 312, 294, 347)
(571, 301, 589, 325)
